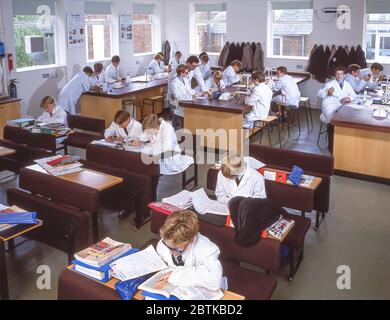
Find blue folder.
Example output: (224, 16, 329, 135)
(142, 291, 179, 301)
(0, 212, 37, 225)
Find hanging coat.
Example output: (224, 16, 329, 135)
(162, 41, 171, 65)
(347, 46, 357, 67)
(328, 46, 349, 78)
(253, 43, 264, 72)
(225, 42, 238, 68)
(218, 42, 230, 67)
(243, 82, 273, 128)
(104, 119, 142, 140)
(356, 45, 367, 69)
(242, 42, 254, 72)
(57, 71, 91, 114)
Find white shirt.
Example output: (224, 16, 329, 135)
(271, 74, 301, 107)
(222, 66, 240, 86)
(245, 82, 273, 122)
(216, 166, 267, 205)
(105, 63, 121, 82)
(104, 119, 142, 140)
(90, 72, 106, 86)
(170, 58, 184, 70)
(148, 59, 162, 75)
(156, 233, 223, 291)
(318, 79, 357, 123)
(170, 76, 196, 117)
(359, 68, 379, 89)
(205, 78, 226, 91)
(199, 63, 212, 80)
(189, 67, 207, 92)
(57, 71, 92, 114)
(345, 74, 367, 93)
(36, 105, 67, 125)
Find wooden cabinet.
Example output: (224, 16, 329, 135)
(0, 98, 21, 139)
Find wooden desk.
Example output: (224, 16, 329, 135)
(26, 164, 123, 191)
(0, 211, 42, 300)
(0, 98, 21, 139)
(0, 147, 15, 157)
(67, 265, 245, 300)
(81, 77, 168, 125)
(331, 106, 390, 182)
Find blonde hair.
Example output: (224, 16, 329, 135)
(142, 114, 160, 131)
(155, 54, 163, 60)
(176, 64, 189, 76)
(213, 70, 223, 80)
(40, 96, 55, 108)
(160, 211, 199, 245)
(221, 152, 245, 179)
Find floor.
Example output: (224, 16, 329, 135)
(1, 109, 389, 300)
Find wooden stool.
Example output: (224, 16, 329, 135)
(251, 116, 282, 148)
(285, 106, 301, 139)
(299, 97, 313, 132)
(317, 122, 329, 145)
(122, 98, 143, 121)
(143, 96, 164, 117)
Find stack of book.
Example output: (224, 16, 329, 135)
(72, 237, 135, 282)
(7, 118, 35, 128)
(262, 217, 295, 241)
(34, 155, 83, 176)
(31, 123, 70, 135)
(0, 205, 37, 232)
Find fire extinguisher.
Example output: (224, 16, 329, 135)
(9, 79, 18, 98)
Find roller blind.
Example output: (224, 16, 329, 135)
(272, 1, 313, 10)
(85, 1, 112, 15)
(133, 3, 154, 15)
(194, 3, 227, 12)
(13, 0, 56, 15)
(366, 0, 390, 14)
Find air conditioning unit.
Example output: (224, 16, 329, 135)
(24, 36, 45, 54)
(322, 7, 350, 14)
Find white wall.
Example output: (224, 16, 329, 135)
(0, 0, 163, 118)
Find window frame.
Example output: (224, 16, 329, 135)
(365, 13, 390, 64)
(133, 12, 155, 56)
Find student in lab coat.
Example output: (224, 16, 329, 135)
(271, 66, 301, 108)
(318, 66, 357, 124)
(156, 210, 223, 292)
(36, 96, 67, 125)
(169, 51, 184, 70)
(205, 71, 226, 92)
(198, 52, 212, 80)
(170, 64, 197, 129)
(105, 55, 122, 83)
(104, 110, 142, 143)
(216, 152, 267, 205)
(90, 63, 106, 86)
(345, 64, 368, 93)
(157, 52, 167, 71)
(57, 66, 93, 114)
(360, 62, 384, 89)
(148, 54, 164, 76)
(222, 60, 242, 86)
(243, 71, 273, 129)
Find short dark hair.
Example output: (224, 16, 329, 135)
(277, 66, 288, 74)
(175, 51, 182, 56)
(371, 63, 384, 72)
(111, 55, 120, 63)
(186, 55, 200, 65)
(348, 64, 361, 74)
(176, 64, 189, 76)
(94, 62, 104, 73)
(335, 66, 347, 74)
(200, 53, 209, 63)
(83, 66, 93, 75)
(231, 60, 242, 68)
(114, 110, 131, 125)
(251, 71, 266, 83)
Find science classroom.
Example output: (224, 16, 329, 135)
(0, 0, 389, 303)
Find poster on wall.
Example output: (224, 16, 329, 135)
(119, 15, 133, 42)
(67, 14, 85, 47)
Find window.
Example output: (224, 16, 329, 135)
(193, 3, 227, 54)
(133, 4, 154, 55)
(271, 1, 313, 58)
(12, 0, 57, 70)
(85, 2, 112, 61)
(366, 0, 390, 62)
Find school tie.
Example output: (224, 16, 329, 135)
(235, 176, 241, 186)
(339, 81, 344, 90)
(172, 255, 184, 267)
(49, 112, 53, 117)
(124, 128, 129, 136)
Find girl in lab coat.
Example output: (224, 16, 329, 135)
(169, 51, 184, 70)
(36, 96, 67, 125)
(104, 110, 142, 143)
(205, 71, 226, 92)
(222, 60, 242, 86)
(216, 152, 267, 205)
(198, 52, 212, 80)
(157, 52, 167, 71)
(243, 71, 273, 129)
(318, 66, 357, 124)
(156, 210, 223, 292)
(105, 55, 122, 83)
(271, 66, 301, 108)
(141, 114, 194, 175)
(148, 54, 164, 76)
(57, 66, 93, 114)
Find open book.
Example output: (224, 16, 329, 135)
(191, 188, 229, 216)
(34, 155, 83, 176)
(162, 190, 193, 210)
(139, 270, 224, 300)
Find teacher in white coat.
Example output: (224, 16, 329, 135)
(243, 71, 273, 129)
(318, 66, 357, 124)
(57, 66, 93, 114)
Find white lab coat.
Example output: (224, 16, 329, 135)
(141, 119, 194, 175)
(57, 72, 91, 114)
(345, 74, 367, 93)
(215, 165, 267, 205)
(160, 61, 166, 71)
(105, 63, 121, 82)
(104, 119, 142, 140)
(205, 78, 226, 91)
(36, 105, 68, 125)
(170, 58, 184, 70)
(148, 59, 162, 75)
(222, 66, 240, 86)
(243, 83, 273, 128)
(156, 233, 223, 291)
(318, 79, 357, 123)
(271, 74, 301, 108)
(199, 63, 212, 80)
(189, 67, 207, 92)
(90, 72, 106, 86)
(170, 76, 196, 117)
